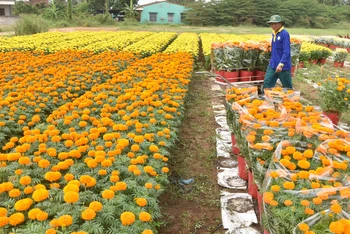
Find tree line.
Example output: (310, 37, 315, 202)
(180, 0, 350, 28)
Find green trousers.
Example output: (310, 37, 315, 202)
(263, 66, 293, 89)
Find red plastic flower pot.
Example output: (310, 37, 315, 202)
(319, 58, 327, 65)
(214, 70, 225, 82)
(224, 71, 240, 82)
(323, 111, 340, 125)
(257, 192, 263, 221)
(231, 134, 236, 145)
(248, 170, 258, 199)
(239, 70, 255, 82)
(237, 155, 248, 181)
(334, 61, 344, 68)
(255, 70, 265, 81)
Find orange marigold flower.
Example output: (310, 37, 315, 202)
(145, 183, 153, 189)
(19, 175, 32, 185)
(330, 203, 342, 214)
(271, 185, 280, 192)
(58, 215, 73, 227)
(329, 221, 344, 234)
(297, 160, 310, 169)
(120, 211, 135, 226)
(9, 189, 21, 198)
(32, 188, 49, 202)
(81, 208, 96, 221)
(135, 198, 147, 207)
(161, 167, 169, 173)
(284, 200, 293, 206)
(298, 223, 309, 232)
(102, 189, 115, 199)
(9, 212, 25, 226)
(64, 191, 79, 203)
(283, 181, 295, 190)
(45, 228, 57, 234)
(139, 211, 152, 222)
(14, 198, 33, 211)
(142, 230, 154, 234)
(300, 200, 310, 207)
(0, 208, 7, 217)
(89, 201, 103, 212)
(0, 216, 9, 227)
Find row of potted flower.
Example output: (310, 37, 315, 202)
(0, 52, 194, 233)
(313, 36, 350, 52)
(225, 85, 350, 233)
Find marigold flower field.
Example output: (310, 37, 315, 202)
(0, 31, 349, 234)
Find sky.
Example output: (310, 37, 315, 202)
(137, 0, 163, 6)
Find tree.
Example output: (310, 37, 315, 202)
(67, 0, 73, 20)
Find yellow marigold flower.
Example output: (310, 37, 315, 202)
(329, 221, 344, 234)
(9, 212, 25, 226)
(64, 191, 79, 203)
(102, 189, 115, 199)
(81, 208, 96, 221)
(120, 211, 135, 226)
(0, 216, 9, 227)
(58, 215, 73, 227)
(32, 188, 49, 202)
(89, 201, 103, 212)
(14, 198, 33, 211)
(298, 223, 309, 232)
(139, 211, 152, 222)
(135, 198, 147, 207)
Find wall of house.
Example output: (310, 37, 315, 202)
(140, 2, 185, 24)
(0, 5, 12, 16)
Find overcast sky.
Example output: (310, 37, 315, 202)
(138, 0, 163, 6)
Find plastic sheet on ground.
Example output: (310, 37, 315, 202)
(220, 192, 258, 230)
(216, 128, 232, 143)
(225, 227, 261, 234)
(216, 137, 231, 158)
(215, 115, 230, 129)
(217, 167, 247, 189)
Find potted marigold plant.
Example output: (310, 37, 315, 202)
(319, 77, 350, 125)
(333, 49, 348, 67)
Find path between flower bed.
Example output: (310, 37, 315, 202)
(210, 78, 261, 234)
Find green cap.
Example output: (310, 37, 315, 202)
(267, 15, 284, 24)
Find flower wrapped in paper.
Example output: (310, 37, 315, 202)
(264, 87, 301, 107)
(210, 42, 225, 71)
(240, 42, 262, 71)
(262, 140, 350, 234)
(223, 42, 244, 71)
(290, 38, 302, 66)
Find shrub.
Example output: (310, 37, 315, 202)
(94, 14, 116, 25)
(13, 14, 49, 36)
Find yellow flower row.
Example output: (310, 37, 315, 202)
(124, 32, 178, 57)
(164, 33, 199, 58)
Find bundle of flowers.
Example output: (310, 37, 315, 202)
(256, 41, 271, 72)
(240, 99, 290, 187)
(290, 38, 302, 66)
(222, 42, 244, 71)
(319, 77, 350, 114)
(210, 43, 225, 71)
(198, 33, 225, 69)
(264, 87, 301, 107)
(0, 52, 194, 233)
(123, 32, 178, 57)
(239, 42, 262, 71)
(262, 139, 350, 234)
(0, 51, 138, 151)
(163, 33, 199, 59)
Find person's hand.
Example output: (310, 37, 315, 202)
(275, 64, 283, 73)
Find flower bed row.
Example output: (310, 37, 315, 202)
(163, 33, 199, 59)
(226, 85, 350, 234)
(0, 51, 138, 151)
(0, 52, 194, 233)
